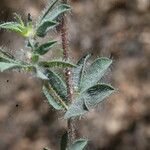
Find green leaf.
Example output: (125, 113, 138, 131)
(27, 38, 34, 49)
(80, 57, 112, 91)
(65, 84, 115, 118)
(0, 62, 21, 72)
(73, 54, 91, 91)
(22, 22, 34, 37)
(68, 139, 88, 150)
(0, 48, 14, 62)
(44, 69, 67, 101)
(64, 96, 88, 119)
(44, 4, 71, 21)
(43, 86, 63, 110)
(0, 22, 23, 33)
(0, 56, 9, 62)
(27, 38, 38, 50)
(31, 54, 39, 63)
(0, 21, 34, 37)
(83, 84, 115, 109)
(35, 41, 57, 55)
(36, 20, 58, 37)
(36, 68, 49, 80)
(41, 0, 59, 21)
(39, 60, 76, 68)
(36, 3, 71, 37)
(60, 131, 68, 150)
(14, 13, 24, 26)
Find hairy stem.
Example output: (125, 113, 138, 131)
(61, 0, 76, 145)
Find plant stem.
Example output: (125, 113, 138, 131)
(61, 0, 76, 145)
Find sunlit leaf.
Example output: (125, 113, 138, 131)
(0, 21, 34, 37)
(0, 22, 23, 33)
(22, 22, 34, 37)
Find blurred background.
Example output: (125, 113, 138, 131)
(0, 0, 150, 150)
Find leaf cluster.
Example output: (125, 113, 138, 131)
(0, 0, 73, 78)
(0, 0, 75, 114)
(0, 1, 115, 149)
(65, 54, 115, 118)
(0, 0, 70, 38)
